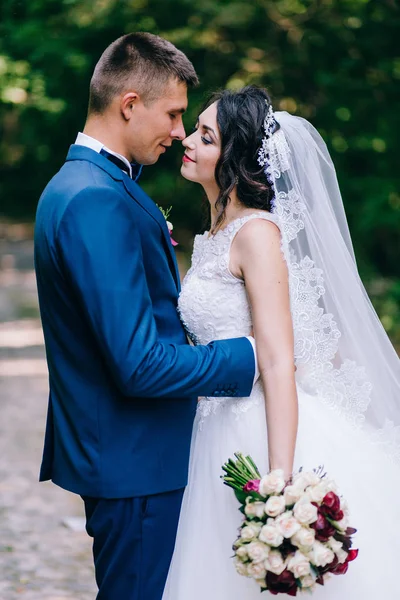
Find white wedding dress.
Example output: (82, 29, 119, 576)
(162, 213, 400, 600)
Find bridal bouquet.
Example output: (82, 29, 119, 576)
(222, 454, 358, 596)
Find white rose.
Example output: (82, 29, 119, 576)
(336, 548, 348, 564)
(235, 545, 249, 560)
(247, 561, 267, 580)
(327, 537, 342, 554)
(246, 541, 270, 563)
(265, 495, 286, 517)
(264, 550, 286, 575)
(291, 527, 315, 549)
(300, 574, 315, 589)
(241, 522, 261, 541)
(301, 471, 321, 487)
(259, 524, 284, 547)
(245, 500, 267, 519)
(284, 485, 302, 506)
(308, 541, 335, 568)
(323, 478, 338, 494)
(287, 550, 311, 578)
(291, 473, 309, 491)
(255, 578, 268, 589)
(259, 470, 285, 497)
(293, 500, 318, 525)
(306, 482, 328, 503)
(166, 221, 173, 231)
(234, 557, 249, 577)
(275, 511, 302, 538)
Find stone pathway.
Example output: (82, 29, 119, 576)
(0, 229, 97, 599)
(0, 356, 97, 600)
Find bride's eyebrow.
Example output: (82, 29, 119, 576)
(196, 117, 218, 140)
(203, 124, 217, 138)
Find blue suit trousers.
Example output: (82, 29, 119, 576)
(82, 489, 184, 600)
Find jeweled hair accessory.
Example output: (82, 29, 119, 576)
(257, 101, 291, 181)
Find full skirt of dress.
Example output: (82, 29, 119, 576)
(162, 383, 400, 600)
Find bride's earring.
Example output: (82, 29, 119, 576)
(235, 175, 239, 185)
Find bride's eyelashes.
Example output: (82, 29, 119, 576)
(191, 125, 213, 145)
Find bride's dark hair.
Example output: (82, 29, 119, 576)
(204, 85, 276, 234)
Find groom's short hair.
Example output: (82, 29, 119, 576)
(88, 32, 199, 114)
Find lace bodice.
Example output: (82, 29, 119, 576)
(178, 212, 279, 422)
(178, 212, 279, 345)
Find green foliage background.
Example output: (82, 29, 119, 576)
(1, 0, 399, 344)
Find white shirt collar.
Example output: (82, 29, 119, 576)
(75, 132, 132, 178)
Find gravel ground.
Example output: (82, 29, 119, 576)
(0, 234, 97, 599)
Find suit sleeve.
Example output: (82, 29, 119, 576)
(57, 187, 255, 399)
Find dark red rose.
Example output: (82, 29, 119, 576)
(330, 548, 358, 576)
(280, 538, 298, 559)
(323, 492, 340, 511)
(243, 479, 260, 493)
(334, 509, 344, 521)
(310, 512, 336, 542)
(321, 507, 343, 521)
(267, 569, 298, 596)
(320, 492, 343, 520)
(347, 549, 359, 562)
(333, 561, 349, 575)
(312, 513, 327, 530)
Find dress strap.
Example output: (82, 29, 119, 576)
(212, 212, 281, 282)
(225, 211, 281, 250)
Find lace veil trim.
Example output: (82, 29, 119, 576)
(264, 128, 375, 434)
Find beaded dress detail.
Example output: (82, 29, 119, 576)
(178, 213, 278, 424)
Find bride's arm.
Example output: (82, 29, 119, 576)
(230, 218, 298, 480)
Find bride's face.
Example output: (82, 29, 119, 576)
(181, 102, 221, 186)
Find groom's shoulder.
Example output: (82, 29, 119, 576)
(35, 163, 134, 251)
(39, 158, 127, 220)
(53, 155, 122, 197)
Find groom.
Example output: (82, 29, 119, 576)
(34, 33, 257, 600)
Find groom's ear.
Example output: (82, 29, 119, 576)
(120, 92, 140, 121)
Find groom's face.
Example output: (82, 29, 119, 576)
(128, 78, 188, 165)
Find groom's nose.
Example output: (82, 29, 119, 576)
(171, 118, 186, 141)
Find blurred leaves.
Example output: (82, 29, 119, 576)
(0, 0, 399, 342)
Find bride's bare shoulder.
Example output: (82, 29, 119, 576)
(233, 213, 281, 249)
(229, 213, 283, 279)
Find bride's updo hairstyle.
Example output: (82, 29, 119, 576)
(205, 85, 276, 234)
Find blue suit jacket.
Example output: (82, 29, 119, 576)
(34, 145, 255, 498)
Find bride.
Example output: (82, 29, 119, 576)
(162, 85, 400, 599)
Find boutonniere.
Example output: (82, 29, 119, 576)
(157, 204, 178, 247)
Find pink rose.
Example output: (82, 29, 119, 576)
(244, 479, 261, 493)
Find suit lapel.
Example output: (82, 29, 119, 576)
(66, 145, 181, 292)
(122, 177, 181, 292)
